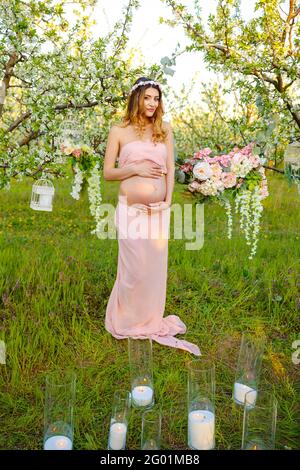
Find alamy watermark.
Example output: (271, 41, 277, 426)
(94, 199, 205, 251)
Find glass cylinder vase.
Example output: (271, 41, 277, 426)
(108, 390, 131, 450)
(187, 358, 215, 450)
(242, 389, 277, 450)
(141, 408, 162, 450)
(128, 338, 154, 410)
(233, 333, 265, 407)
(43, 371, 76, 450)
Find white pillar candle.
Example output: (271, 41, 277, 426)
(132, 386, 153, 407)
(44, 435, 73, 450)
(39, 194, 52, 207)
(188, 410, 215, 450)
(108, 422, 127, 450)
(233, 382, 257, 406)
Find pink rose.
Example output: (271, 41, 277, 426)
(193, 152, 204, 160)
(180, 162, 193, 173)
(194, 148, 212, 159)
(219, 155, 232, 167)
(202, 147, 212, 156)
(249, 155, 260, 168)
(232, 152, 244, 165)
(212, 176, 225, 192)
(222, 172, 237, 188)
(210, 163, 222, 179)
(241, 143, 255, 155)
(72, 149, 82, 158)
(188, 181, 202, 193)
(208, 154, 232, 168)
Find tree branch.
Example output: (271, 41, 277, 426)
(263, 165, 284, 174)
(9, 73, 32, 87)
(281, 0, 300, 47)
(112, 0, 134, 58)
(17, 130, 45, 147)
(7, 112, 31, 132)
(283, 97, 300, 128)
(0, 52, 19, 117)
(250, 69, 278, 88)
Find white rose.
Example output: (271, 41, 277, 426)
(193, 162, 213, 181)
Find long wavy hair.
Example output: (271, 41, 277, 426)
(116, 77, 168, 144)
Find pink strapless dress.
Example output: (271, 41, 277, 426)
(105, 140, 200, 356)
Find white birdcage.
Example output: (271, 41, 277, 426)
(30, 179, 55, 212)
(60, 120, 83, 148)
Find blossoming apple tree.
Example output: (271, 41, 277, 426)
(0, 0, 166, 236)
(0, 0, 163, 190)
(162, 0, 300, 144)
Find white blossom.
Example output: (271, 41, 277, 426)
(235, 188, 264, 259)
(70, 164, 83, 200)
(87, 162, 105, 238)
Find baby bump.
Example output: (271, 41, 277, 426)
(119, 175, 166, 205)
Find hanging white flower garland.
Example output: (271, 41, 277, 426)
(219, 197, 233, 240)
(234, 188, 264, 260)
(224, 199, 233, 240)
(87, 163, 107, 238)
(70, 161, 106, 238)
(70, 164, 83, 200)
(249, 187, 264, 259)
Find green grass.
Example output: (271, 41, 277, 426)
(0, 167, 299, 450)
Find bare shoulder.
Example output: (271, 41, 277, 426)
(108, 123, 123, 142)
(110, 121, 123, 131)
(110, 123, 134, 147)
(110, 124, 121, 133)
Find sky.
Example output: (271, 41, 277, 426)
(89, 0, 259, 117)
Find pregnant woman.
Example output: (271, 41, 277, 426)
(103, 76, 200, 356)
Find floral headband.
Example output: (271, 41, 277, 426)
(129, 80, 163, 95)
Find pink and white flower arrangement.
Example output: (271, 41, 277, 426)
(181, 143, 267, 200)
(179, 143, 269, 259)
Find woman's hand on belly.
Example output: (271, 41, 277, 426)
(130, 201, 169, 214)
(130, 203, 150, 213)
(134, 159, 166, 178)
(148, 201, 170, 212)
